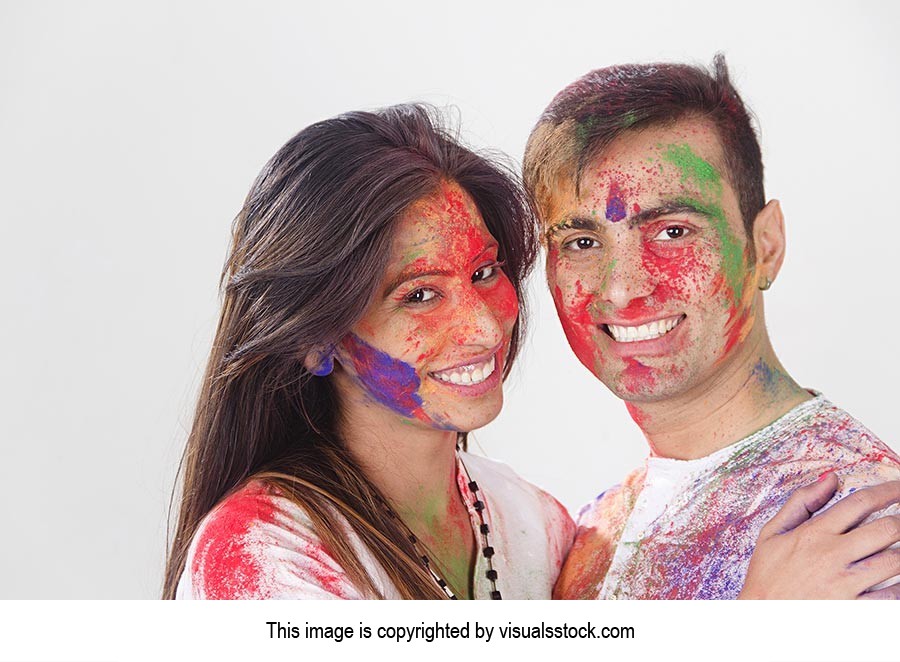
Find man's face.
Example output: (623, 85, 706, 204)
(544, 119, 759, 402)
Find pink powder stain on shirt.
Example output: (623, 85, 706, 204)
(292, 539, 355, 597)
(191, 483, 278, 599)
(191, 482, 357, 599)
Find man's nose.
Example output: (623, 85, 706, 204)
(600, 240, 655, 310)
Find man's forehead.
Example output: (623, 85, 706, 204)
(592, 122, 725, 179)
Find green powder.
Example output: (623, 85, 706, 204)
(662, 143, 745, 303)
(600, 258, 617, 288)
(575, 116, 598, 148)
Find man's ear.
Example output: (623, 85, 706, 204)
(303, 347, 334, 376)
(752, 200, 786, 289)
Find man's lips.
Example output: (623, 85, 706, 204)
(601, 314, 686, 343)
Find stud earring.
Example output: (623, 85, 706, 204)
(305, 347, 335, 376)
(758, 276, 772, 291)
(311, 354, 334, 377)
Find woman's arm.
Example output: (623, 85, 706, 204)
(740, 474, 900, 599)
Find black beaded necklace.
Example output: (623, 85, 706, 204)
(384, 454, 502, 600)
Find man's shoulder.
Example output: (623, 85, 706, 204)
(575, 465, 647, 528)
(553, 465, 646, 600)
(779, 395, 899, 473)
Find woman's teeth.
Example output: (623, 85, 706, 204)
(607, 316, 682, 343)
(433, 355, 496, 385)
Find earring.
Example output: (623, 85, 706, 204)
(305, 347, 334, 376)
(311, 354, 333, 377)
(758, 276, 772, 291)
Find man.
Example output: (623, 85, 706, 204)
(523, 55, 900, 599)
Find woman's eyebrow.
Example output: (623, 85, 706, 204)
(469, 241, 499, 265)
(382, 240, 500, 297)
(383, 268, 452, 297)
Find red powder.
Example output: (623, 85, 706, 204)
(191, 482, 278, 599)
(554, 284, 600, 372)
(625, 402, 649, 427)
(621, 358, 657, 393)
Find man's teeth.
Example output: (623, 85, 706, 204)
(607, 316, 682, 343)
(433, 356, 496, 386)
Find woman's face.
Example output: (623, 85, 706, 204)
(332, 181, 519, 432)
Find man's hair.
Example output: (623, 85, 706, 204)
(523, 54, 765, 243)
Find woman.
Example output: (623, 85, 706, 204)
(165, 104, 899, 600)
(165, 104, 570, 599)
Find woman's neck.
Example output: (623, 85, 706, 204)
(337, 395, 476, 597)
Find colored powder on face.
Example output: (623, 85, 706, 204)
(553, 284, 601, 373)
(621, 358, 657, 394)
(605, 180, 627, 222)
(663, 143, 721, 198)
(622, 111, 638, 128)
(342, 333, 425, 420)
(600, 258, 617, 290)
(442, 183, 471, 223)
(661, 143, 745, 304)
(674, 194, 744, 305)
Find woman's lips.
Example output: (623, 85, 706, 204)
(430, 354, 496, 385)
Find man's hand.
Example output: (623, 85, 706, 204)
(739, 474, 900, 599)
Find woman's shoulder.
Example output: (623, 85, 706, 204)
(177, 480, 364, 600)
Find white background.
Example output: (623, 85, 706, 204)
(1, 1, 898, 599)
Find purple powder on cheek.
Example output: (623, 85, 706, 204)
(605, 180, 627, 223)
(342, 334, 424, 418)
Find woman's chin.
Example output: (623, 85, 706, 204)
(422, 389, 505, 434)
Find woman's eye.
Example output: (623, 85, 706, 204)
(473, 263, 501, 283)
(405, 288, 438, 305)
(564, 236, 599, 251)
(654, 226, 689, 241)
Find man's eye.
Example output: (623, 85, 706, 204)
(654, 226, 689, 241)
(405, 288, 438, 304)
(564, 236, 599, 251)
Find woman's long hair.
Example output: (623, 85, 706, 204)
(163, 105, 538, 599)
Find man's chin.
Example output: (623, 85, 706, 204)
(597, 371, 685, 404)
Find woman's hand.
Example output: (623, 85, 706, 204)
(740, 474, 900, 599)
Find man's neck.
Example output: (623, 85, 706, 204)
(626, 335, 811, 460)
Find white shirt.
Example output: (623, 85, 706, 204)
(176, 451, 574, 599)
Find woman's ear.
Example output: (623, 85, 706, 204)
(752, 199, 786, 289)
(304, 347, 334, 376)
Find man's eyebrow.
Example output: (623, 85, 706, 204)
(628, 201, 711, 228)
(544, 216, 601, 240)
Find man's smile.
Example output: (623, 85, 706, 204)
(603, 315, 685, 343)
